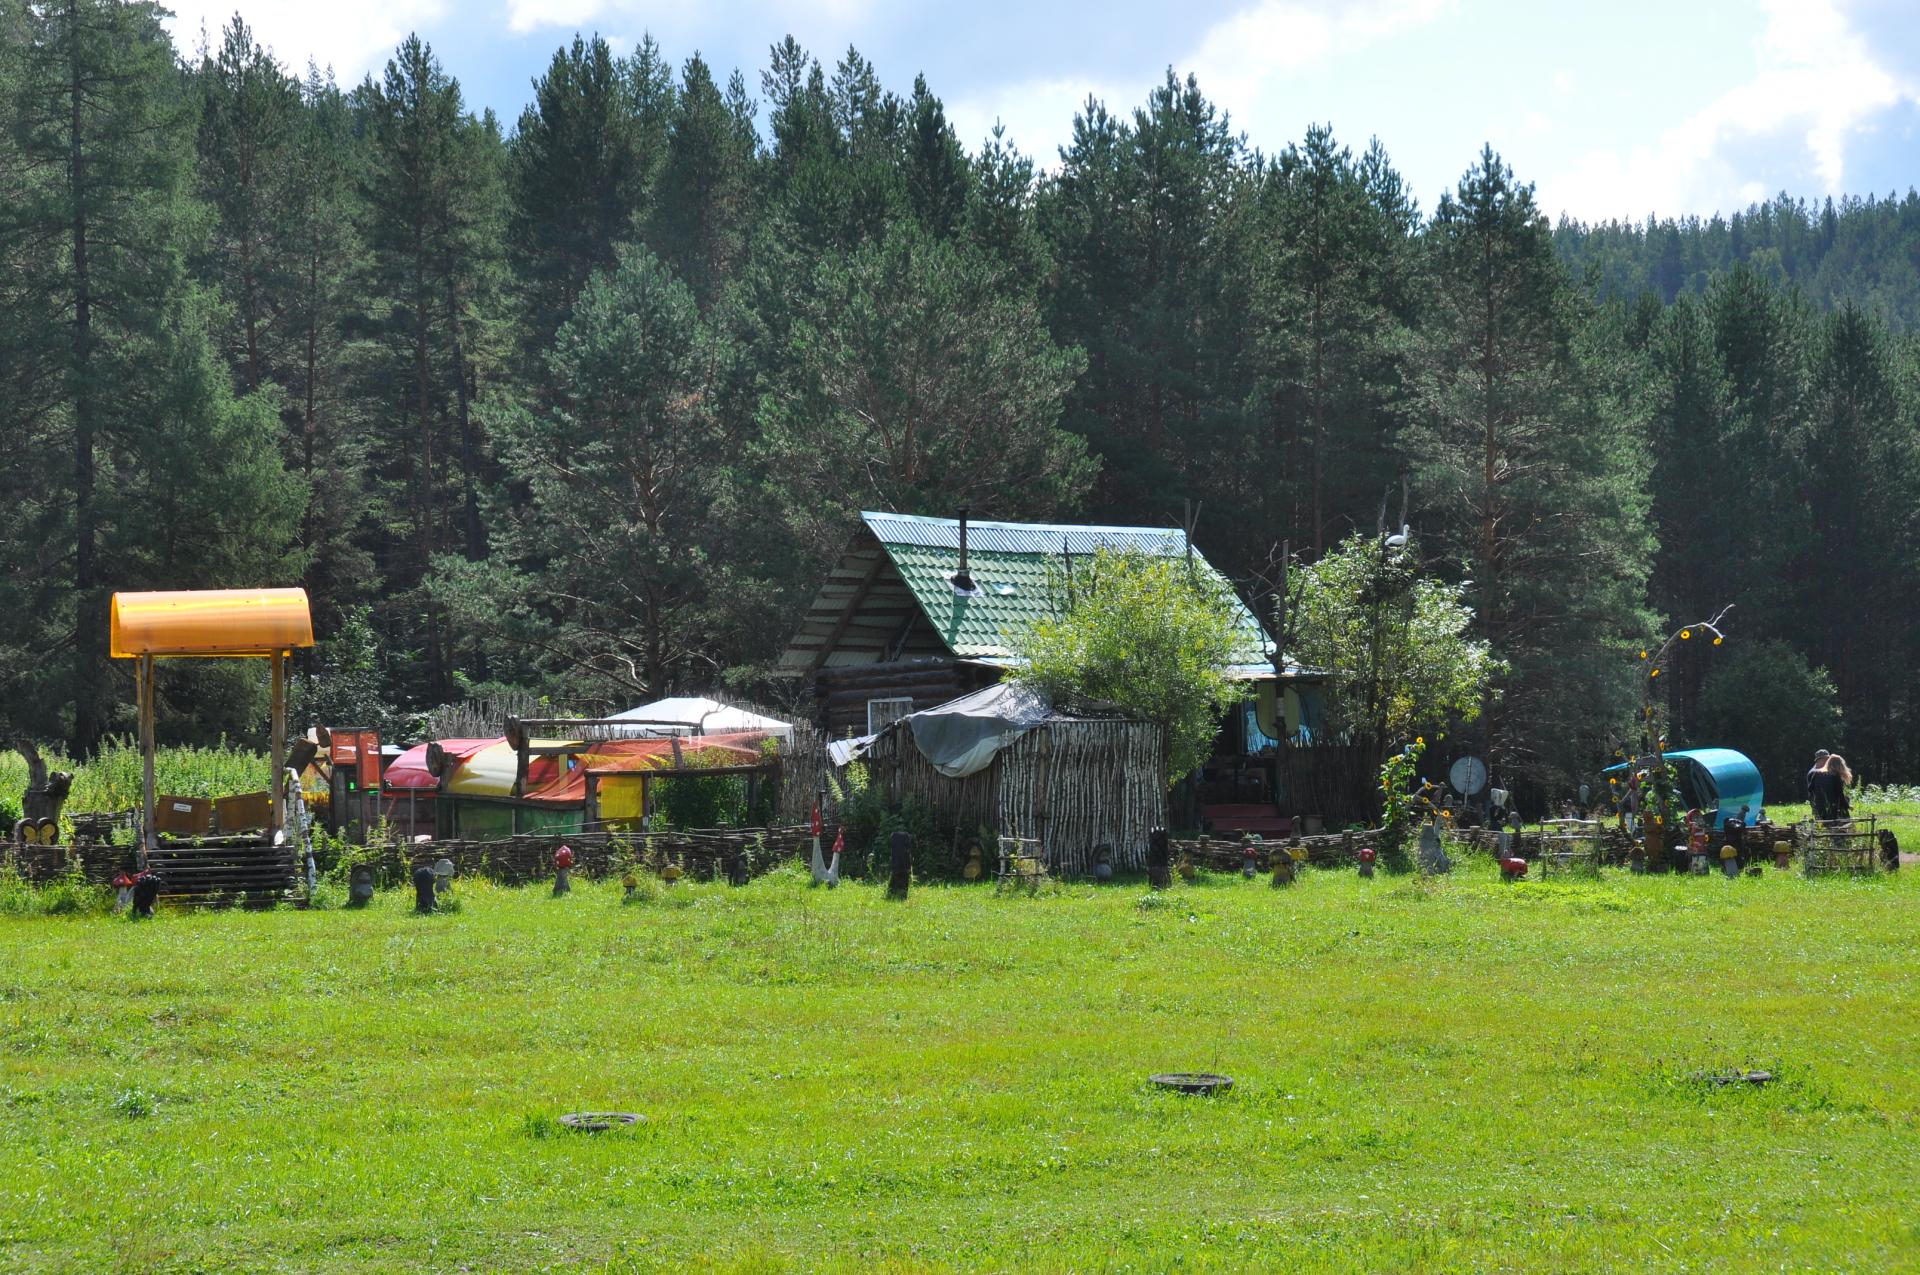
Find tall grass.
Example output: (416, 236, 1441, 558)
(0, 739, 271, 817)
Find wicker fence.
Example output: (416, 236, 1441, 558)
(399, 825, 815, 884)
(1, 815, 1882, 888)
(858, 716, 1168, 877)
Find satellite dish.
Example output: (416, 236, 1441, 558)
(1449, 755, 1488, 797)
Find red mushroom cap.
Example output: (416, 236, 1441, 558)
(553, 845, 575, 869)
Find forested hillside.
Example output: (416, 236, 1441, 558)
(3, 1, 1918, 795)
(1556, 193, 1920, 328)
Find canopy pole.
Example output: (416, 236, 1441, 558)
(139, 654, 156, 864)
(270, 650, 286, 841)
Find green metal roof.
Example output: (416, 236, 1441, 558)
(869, 514, 1275, 667)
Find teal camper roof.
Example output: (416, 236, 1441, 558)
(1606, 747, 1764, 829)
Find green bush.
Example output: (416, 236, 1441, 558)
(827, 763, 953, 879)
(1691, 640, 1843, 800)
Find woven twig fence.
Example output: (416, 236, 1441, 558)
(405, 825, 814, 884)
(860, 715, 1167, 877)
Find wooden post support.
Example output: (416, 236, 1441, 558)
(269, 650, 287, 841)
(139, 654, 157, 861)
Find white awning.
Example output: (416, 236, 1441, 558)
(609, 696, 794, 742)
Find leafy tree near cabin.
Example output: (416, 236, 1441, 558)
(1287, 532, 1499, 762)
(1013, 547, 1243, 783)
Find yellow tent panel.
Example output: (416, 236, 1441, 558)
(110, 588, 314, 659)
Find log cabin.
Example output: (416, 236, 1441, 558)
(777, 510, 1331, 836)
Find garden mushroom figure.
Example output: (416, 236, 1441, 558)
(1500, 855, 1528, 884)
(1270, 847, 1295, 888)
(412, 864, 436, 913)
(1241, 834, 1260, 879)
(622, 870, 639, 900)
(432, 858, 455, 896)
(112, 871, 136, 912)
(552, 844, 575, 896)
(347, 863, 375, 907)
(1357, 846, 1376, 879)
(1773, 839, 1793, 871)
(1092, 845, 1112, 882)
(1720, 843, 1741, 879)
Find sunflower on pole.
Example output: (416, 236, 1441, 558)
(1628, 605, 1733, 857)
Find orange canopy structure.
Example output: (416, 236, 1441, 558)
(111, 588, 314, 659)
(110, 588, 315, 857)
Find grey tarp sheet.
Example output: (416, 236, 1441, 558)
(906, 682, 1053, 778)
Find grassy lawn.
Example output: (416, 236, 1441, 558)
(2, 861, 1916, 1273)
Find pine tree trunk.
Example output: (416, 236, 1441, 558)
(67, 1, 102, 753)
(446, 274, 483, 562)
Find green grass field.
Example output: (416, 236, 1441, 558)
(2, 860, 1916, 1273)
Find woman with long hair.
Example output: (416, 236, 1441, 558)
(1823, 753, 1854, 820)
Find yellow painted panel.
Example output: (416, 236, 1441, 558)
(110, 588, 314, 658)
(596, 775, 647, 821)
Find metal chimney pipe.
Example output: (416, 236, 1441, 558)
(953, 506, 975, 593)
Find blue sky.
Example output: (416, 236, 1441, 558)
(165, 0, 1920, 223)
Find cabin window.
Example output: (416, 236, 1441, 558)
(867, 697, 915, 735)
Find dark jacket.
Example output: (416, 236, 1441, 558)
(1807, 767, 1841, 820)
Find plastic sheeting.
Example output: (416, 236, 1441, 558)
(609, 697, 794, 742)
(905, 682, 1054, 778)
(384, 738, 493, 790)
(425, 733, 771, 806)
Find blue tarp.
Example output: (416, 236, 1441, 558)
(1605, 747, 1765, 829)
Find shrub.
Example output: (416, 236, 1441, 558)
(827, 763, 952, 878)
(1691, 640, 1843, 799)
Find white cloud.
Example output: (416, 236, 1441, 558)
(505, 0, 608, 36)
(1185, 0, 1450, 121)
(1541, 0, 1919, 221)
(949, 75, 1133, 166)
(948, 0, 1449, 166)
(165, 0, 450, 81)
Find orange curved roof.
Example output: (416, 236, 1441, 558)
(110, 588, 315, 658)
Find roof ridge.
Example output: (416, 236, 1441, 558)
(861, 509, 1187, 539)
